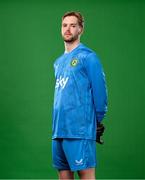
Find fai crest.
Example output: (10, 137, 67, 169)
(71, 59, 78, 67)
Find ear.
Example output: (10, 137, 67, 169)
(78, 28, 82, 34)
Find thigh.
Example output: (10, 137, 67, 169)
(58, 170, 74, 180)
(62, 139, 96, 171)
(78, 168, 96, 179)
(52, 139, 70, 170)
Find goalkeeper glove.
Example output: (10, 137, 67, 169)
(96, 122, 105, 144)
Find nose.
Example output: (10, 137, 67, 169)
(66, 25, 71, 31)
(65, 28, 71, 35)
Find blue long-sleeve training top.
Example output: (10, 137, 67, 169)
(52, 43, 108, 140)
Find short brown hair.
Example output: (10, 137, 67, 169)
(62, 11, 84, 29)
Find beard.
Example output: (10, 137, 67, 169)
(62, 33, 79, 43)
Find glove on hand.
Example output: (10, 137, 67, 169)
(96, 122, 105, 144)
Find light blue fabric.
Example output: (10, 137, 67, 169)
(52, 43, 108, 140)
(52, 139, 96, 171)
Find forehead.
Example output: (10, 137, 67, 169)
(62, 16, 78, 24)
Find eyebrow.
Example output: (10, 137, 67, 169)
(62, 23, 77, 25)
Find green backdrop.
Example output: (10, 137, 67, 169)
(0, 0, 145, 179)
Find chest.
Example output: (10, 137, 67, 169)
(55, 55, 85, 78)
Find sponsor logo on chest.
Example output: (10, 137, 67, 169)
(55, 76, 69, 89)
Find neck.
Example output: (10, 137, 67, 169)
(64, 39, 80, 53)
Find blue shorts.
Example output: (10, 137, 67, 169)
(52, 138, 97, 171)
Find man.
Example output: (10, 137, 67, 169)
(52, 11, 108, 179)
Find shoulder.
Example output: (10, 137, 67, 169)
(77, 44, 99, 60)
(53, 53, 64, 68)
(76, 44, 101, 66)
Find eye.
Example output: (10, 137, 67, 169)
(62, 24, 67, 27)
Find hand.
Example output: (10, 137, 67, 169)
(96, 122, 105, 144)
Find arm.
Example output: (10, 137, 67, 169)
(84, 52, 108, 122)
(84, 52, 108, 144)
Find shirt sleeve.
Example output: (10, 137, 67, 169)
(83, 52, 108, 122)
